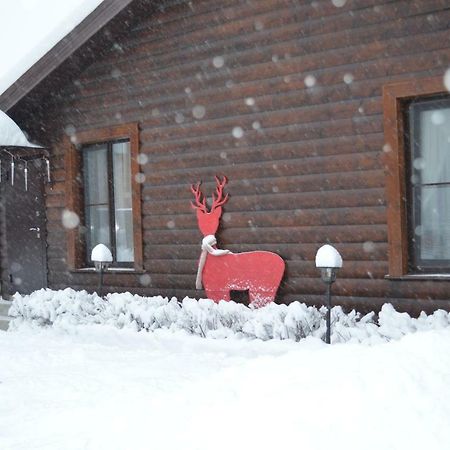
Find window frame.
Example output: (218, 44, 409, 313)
(65, 123, 143, 271)
(83, 139, 135, 268)
(406, 96, 450, 272)
(383, 76, 447, 277)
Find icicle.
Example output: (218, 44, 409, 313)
(46, 158, 51, 183)
(11, 157, 14, 186)
(24, 161, 28, 191)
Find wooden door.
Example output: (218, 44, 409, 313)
(3, 160, 47, 295)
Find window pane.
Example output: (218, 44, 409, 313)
(418, 108, 450, 185)
(86, 205, 111, 260)
(84, 146, 109, 205)
(417, 185, 450, 261)
(112, 141, 134, 262)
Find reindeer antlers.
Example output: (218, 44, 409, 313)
(191, 181, 208, 213)
(211, 176, 229, 210)
(191, 176, 229, 213)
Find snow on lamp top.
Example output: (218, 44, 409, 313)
(91, 244, 113, 263)
(315, 244, 343, 269)
(0, 110, 42, 148)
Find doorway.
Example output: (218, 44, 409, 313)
(1, 158, 47, 296)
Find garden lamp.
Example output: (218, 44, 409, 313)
(315, 244, 343, 344)
(91, 244, 113, 298)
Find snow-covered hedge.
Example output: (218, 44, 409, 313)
(8, 288, 450, 344)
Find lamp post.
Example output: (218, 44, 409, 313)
(91, 244, 113, 298)
(315, 244, 343, 344)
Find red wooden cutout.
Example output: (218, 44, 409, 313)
(191, 176, 285, 308)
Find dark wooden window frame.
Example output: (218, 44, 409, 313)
(407, 96, 450, 272)
(65, 123, 143, 271)
(383, 76, 447, 277)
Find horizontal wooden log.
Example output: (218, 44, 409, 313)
(142, 206, 387, 230)
(142, 258, 387, 279)
(143, 224, 387, 246)
(143, 152, 382, 188)
(142, 170, 386, 203)
(138, 117, 382, 156)
(144, 134, 383, 172)
(143, 242, 388, 262)
(143, 188, 386, 215)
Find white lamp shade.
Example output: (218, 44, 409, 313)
(315, 244, 343, 268)
(91, 244, 113, 263)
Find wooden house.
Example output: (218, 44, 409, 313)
(1, 0, 449, 314)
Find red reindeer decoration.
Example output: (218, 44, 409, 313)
(191, 176, 285, 307)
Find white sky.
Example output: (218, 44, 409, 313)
(0, 0, 104, 96)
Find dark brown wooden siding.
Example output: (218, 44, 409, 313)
(11, 0, 450, 314)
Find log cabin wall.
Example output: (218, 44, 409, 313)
(11, 0, 450, 314)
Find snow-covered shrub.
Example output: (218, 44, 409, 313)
(7, 288, 450, 344)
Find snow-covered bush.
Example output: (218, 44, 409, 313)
(8, 288, 450, 344)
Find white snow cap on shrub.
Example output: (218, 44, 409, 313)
(315, 244, 343, 268)
(91, 244, 113, 262)
(8, 289, 450, 345)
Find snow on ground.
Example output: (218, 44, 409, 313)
(1, 324, 450, 450)
(0, 0, 103, 95)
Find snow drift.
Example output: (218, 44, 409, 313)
(8, 288, 450, 344)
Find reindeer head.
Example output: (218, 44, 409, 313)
(191, 176, 229, 236)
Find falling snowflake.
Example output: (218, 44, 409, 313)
(175, 112, 185, 124)
(304, 75, 316, 88)
(137, 153, 148, 165)
(232, 126, 244, 138)
(212, 56, 224, 68)
(192, 105, 206, 119)
(62, 209, 80, 229)
(343, 73, 354, 84)
(139, 274, 152, 286)
(363, 241, 375, 253)
(135, 173, 146, 184)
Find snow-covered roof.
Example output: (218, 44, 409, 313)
(0, 110, 42, 148)
(0, 0, 104, 97)
(0, 0, 136, 112)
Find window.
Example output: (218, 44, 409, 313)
(383, 77, 448, 277)
(65, 123, 143, 270)
(83, 140, 134, 266)
(407, 97, 450, 272)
